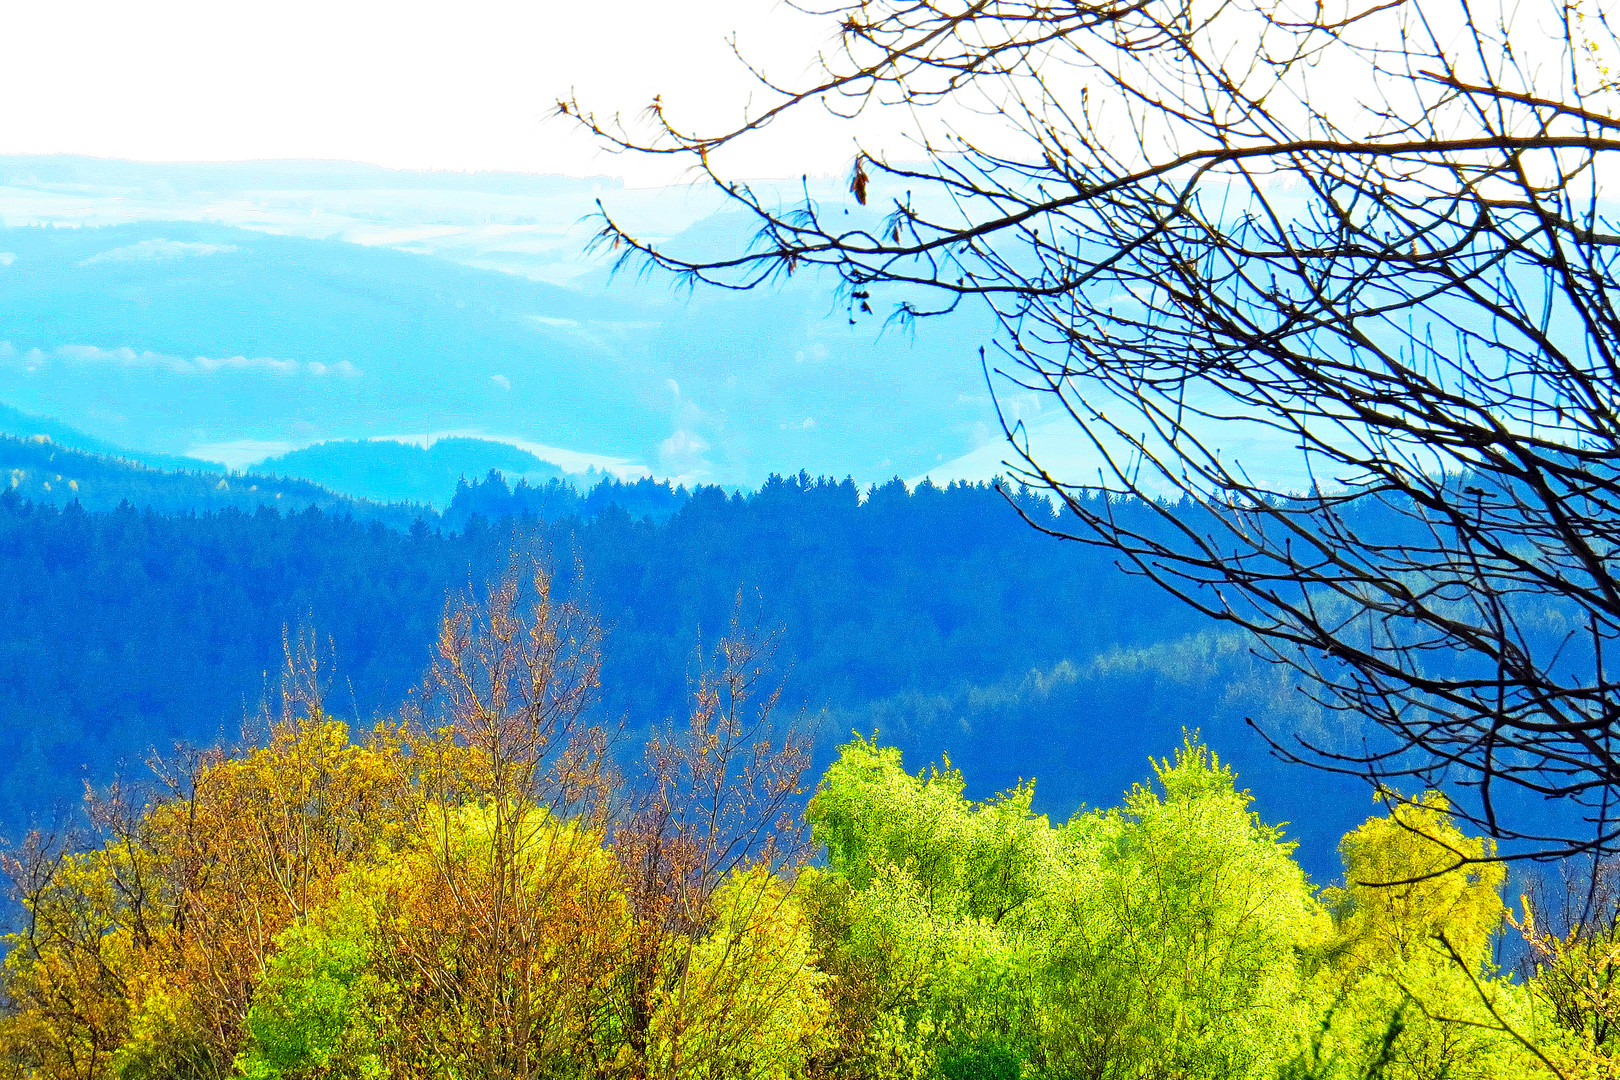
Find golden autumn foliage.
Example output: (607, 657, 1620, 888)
(0, 560, 827, 1080)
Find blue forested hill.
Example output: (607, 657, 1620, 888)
(0, 398, 641, 512)
(251, 437, 567, 508)
(0, 402, 224, 473)
(0, 434, 430, 528)
(0, 471, 1374, 877)
(0, 431, 705, 527)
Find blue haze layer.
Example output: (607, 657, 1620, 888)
(0, 156, 1001, 489)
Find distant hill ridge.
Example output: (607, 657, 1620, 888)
(0, 434, 430, 529)
(0, 428, 697, 530)
(252, 437, 566, 509)
(0, 402, 677, 517)
(0, 402, 225, 473)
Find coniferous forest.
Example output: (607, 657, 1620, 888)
(0, 469, 1369, 867)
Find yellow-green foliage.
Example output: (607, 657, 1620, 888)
(1042, 742, 1326, 1080)
(2, 724, 1601, 1080)
(650, 867, 832, 1080)
(1298, 793, 1555, 1080)
(1517, 877, 1620, 1079)
(1328, 793, 1505, 968)
(806, 736, 1326, 1080)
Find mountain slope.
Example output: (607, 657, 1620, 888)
(253, 437, 565, 508)
(0, 401, 223, 472)
(0, 434, 429, 527)
(0, 157, 996, 487)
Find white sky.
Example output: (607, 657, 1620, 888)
(0, 0, 885, 185)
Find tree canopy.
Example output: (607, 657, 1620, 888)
(2, 704, 1590, 1078)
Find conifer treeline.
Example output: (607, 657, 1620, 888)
(0, 474, 1214, 833)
